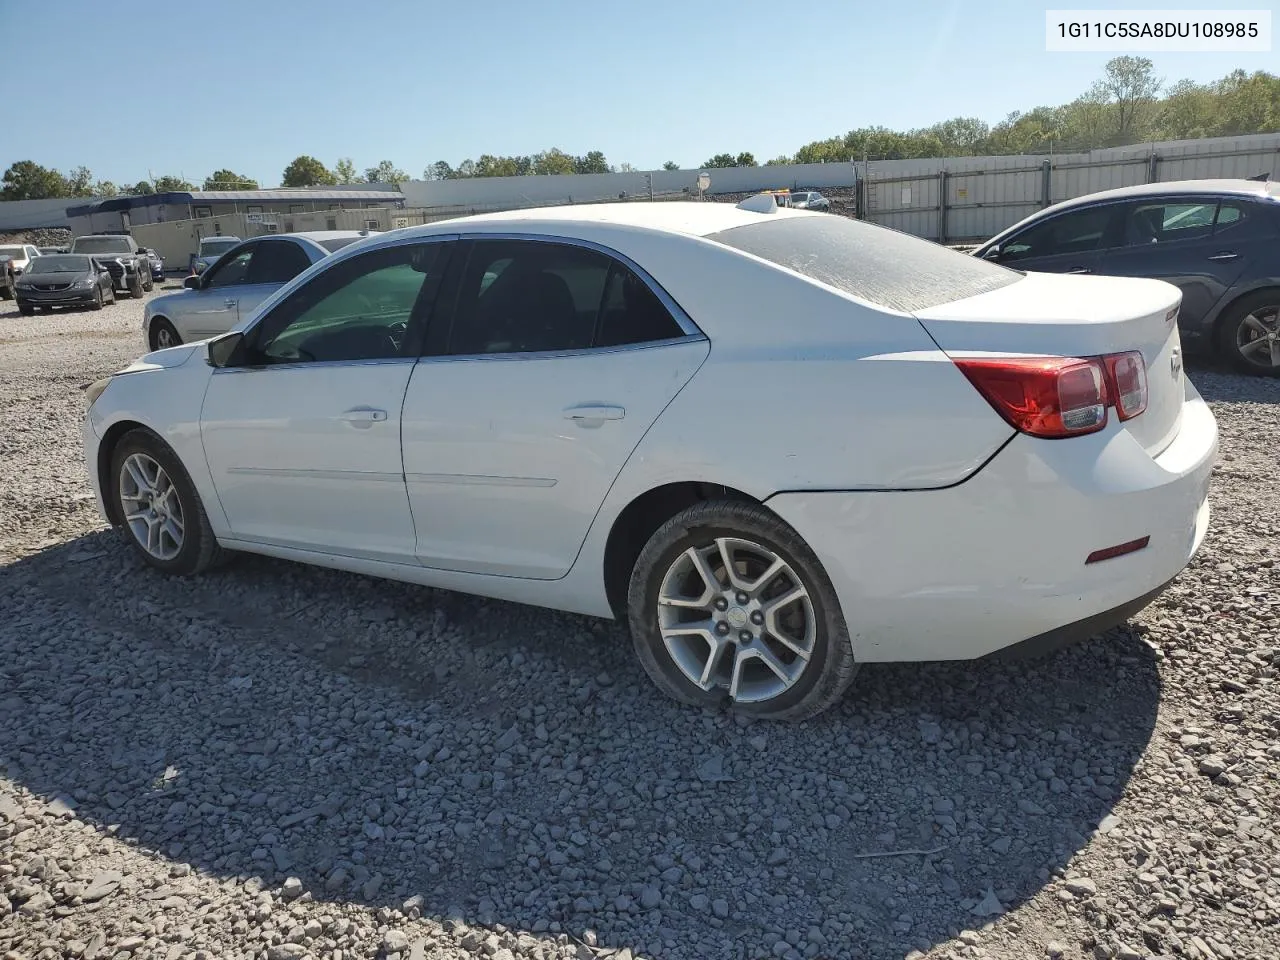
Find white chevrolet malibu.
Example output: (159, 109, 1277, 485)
(82, 199, 1217, 720)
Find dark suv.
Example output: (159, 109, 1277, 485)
(973, 179, 1280, 376)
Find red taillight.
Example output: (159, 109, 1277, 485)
(955, 350, 1149, 439)
(1103, 350, 1147, 421)
(954, 356, 1109, 439)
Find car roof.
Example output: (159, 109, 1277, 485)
(286, 230, 380, 241)
(1044, 178, 1278, 213)
(399, 201, 821, 242)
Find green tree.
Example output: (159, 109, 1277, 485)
(531, 148, 577, 175)
(334, 157, 358, 184)
(424, 160, 455, 180)
(203, 169, 258, 191)
(281, 155, 336, 187)
(702, 153, 738, 168)
(67, 166, 94, 197)
(363, 160, 408, 183)
(764, 156, 792, 166)
(152, 175, 195, 192)
(456, 159, 476, 178)
(1, 160, 71, 200)
(734, 152, 757, 167)
(129, 180, 155, 195)
(93, 180, 119, 198)
(574, 150, 610, 174)
(662, 160, 680, 171)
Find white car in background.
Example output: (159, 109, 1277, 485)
(142, 231, 377, 350)
(0, 242, 42, 274)
(83, 199, 1216, 720)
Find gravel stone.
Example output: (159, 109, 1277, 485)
(1, 293, 1278, 960)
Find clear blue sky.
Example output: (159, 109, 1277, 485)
(6, 0, 1276, 187)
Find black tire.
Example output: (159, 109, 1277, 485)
(106, 284, 116, 305)
(1215, 290, 1280, 377)
(90, 287, 103, 311)
(18, 302, 33, 316)
(626, 499, 858, 721)
(129, 273, 144, 298)
(143, 272, 154, 292)
(109, 427, 227, 576)
(150, 317, 182, 351)
(0, 282, 12, 300)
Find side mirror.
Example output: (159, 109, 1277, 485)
(98, 265, 110, 274)
(981, 245, 1002, 261)
(183, 275, 201, 290)
(206, 331, 243, 368)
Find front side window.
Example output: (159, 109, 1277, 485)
(1000, 206, 1115, 262)
(245, 242, 445, 365)
(245, 239, 313, 284)
(1122, 200, 1216, 246)
(204, 247, 254, 288)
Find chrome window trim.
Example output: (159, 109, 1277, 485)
(211, 356, 418, 377)
(451, 230, 705, 340)
(418, 333, 706, 365)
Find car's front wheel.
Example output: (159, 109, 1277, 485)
(17, 302, 33, 315)
(1217, 291, 1280, 377)
(627, 499, 858, 721)
(150, 317, 182, 351)
(129, 272, 144, 298)
(110, 428, 225, 576)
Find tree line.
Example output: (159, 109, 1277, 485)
(3, 58, 1277, 201)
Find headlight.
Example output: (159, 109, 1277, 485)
(75, 277, 94, 288)
(83, 377, 113, 406)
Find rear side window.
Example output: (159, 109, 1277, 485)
(1123, 201, 1217, 246)
(1213, 200, 1276, 241)
(708, 215, 1020, 313)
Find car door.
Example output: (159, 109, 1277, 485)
(200, 238, 453, 561)
(401, 237, 709, 580)
(1097, 196, 1259, 327)
(986, 202, 1123, 275)
(178, 242, 259, 341)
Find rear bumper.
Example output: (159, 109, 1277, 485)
(767, 379, 1217, 662)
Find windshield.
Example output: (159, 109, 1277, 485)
(28, 256, 91, 274)
(200, 239, 241, 256)
(708, 215, 1021, 313)
(73, 237, 132, 254)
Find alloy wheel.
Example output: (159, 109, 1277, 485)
(118, 452, 185, 561)
(657, 537, 816, 703)
(1236, 305, 1280, 370)
(155, 324, 176, 349)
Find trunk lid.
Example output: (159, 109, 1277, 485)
(914, 271, 1185, 456)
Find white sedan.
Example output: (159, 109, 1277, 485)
(82, 199, 1217, 720)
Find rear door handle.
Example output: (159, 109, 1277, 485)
(339, 407, 388, 428)
(1207, 251, 1239, 261)
(1066, 266, 1092, 274)
(564, 404, 625, 422)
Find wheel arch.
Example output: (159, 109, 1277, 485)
(1210, 283, 1280, 342)
(97, 419, 155, 526)
(601, 481, 767, 619)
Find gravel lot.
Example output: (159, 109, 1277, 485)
(1, 290, 1277, 960)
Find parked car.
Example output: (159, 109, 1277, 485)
(143, 231, 377, 349)
(0, 243, 42, 275)
(189, 236, 243, 276)
(790, 190, 831, 212)
(83, 202, 1216, 720)
(140, 247, 165, 282)
(0, 255, 16, 300)
(973, 178, 1280, 376)
(14, 254, 116, 313)
(68, 235, 153, 297)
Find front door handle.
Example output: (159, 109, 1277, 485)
(339, 407, 388, 428)
(223, 298, 238, 308)
(1207, 251, 1239, 261)
(1066, 266, 1092, 274)
(564, 404, 625, 422)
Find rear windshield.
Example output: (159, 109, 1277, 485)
(707, 215, 1022, 313)
(73, 237, 132, 254)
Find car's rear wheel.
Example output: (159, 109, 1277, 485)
(1217, 291, 1280, 377)
(150, 317, 182, 351)
(627, 499, 858, 721)
(110, 428, 225, 576)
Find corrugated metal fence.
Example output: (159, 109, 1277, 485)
(861, 133, 1280, 243)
